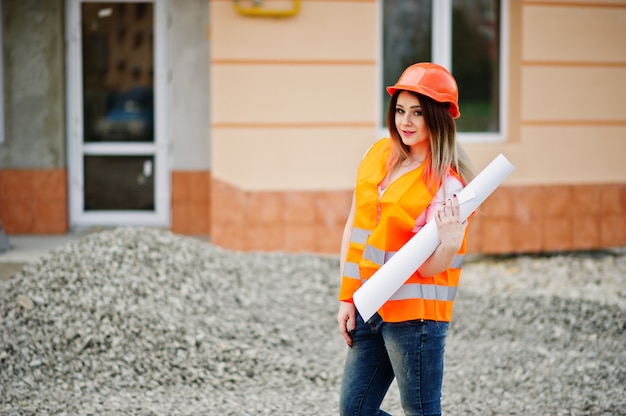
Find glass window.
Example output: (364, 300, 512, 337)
(82, 2, 154, 143)
(381, 0, 505, 138)
(84, 155, 155, 211)
(452, 0, 500, 132)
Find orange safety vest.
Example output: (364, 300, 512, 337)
(339, 138, 469, 323)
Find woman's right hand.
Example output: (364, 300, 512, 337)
(337, 301, 356, 347)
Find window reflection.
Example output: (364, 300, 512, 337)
(94, 87, 154, 141)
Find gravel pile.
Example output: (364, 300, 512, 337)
(1, 227, 624, 415)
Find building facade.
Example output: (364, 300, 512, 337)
(0, 0, 625, 255)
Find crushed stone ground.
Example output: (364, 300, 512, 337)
(1, 228, 624, 415)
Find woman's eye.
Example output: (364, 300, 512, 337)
(414, 111, 422, 116)
(396, 108, 404, 114)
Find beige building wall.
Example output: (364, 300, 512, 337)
(209, 0, 626, 254)
(210, 0, 377, 192)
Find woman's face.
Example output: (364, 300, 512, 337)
(394, 91, 430, 151)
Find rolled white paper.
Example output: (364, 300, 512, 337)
(353, 153, 515, 322)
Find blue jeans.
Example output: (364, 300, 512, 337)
(339, 312, 449, 416)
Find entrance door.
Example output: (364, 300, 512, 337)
(66, 0, 168, 227)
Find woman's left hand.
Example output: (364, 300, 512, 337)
(435, 195, 467, 252)
(337, 301, 356, 347)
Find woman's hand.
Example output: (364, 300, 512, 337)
(435, 195, 467, 252)
(337, 301, 356, 347)
(420, 195, 467, 276)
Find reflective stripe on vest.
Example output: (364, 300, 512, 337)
(363, 243, 396, 266)
(350, 227, 371, 245)
(450, 253, 465, 269)
(343, 261, 361, 280)
(389, 283, 457, 302)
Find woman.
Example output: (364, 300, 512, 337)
(337, 62, 474, 416)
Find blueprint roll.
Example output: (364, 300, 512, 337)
(353, 154, 516, 322)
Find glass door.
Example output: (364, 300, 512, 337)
(66, 0, 168, 227)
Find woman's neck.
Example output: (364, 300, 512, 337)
(407, 145, 428, 165)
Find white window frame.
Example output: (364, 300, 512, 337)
(65, 0, 170, 227)
(378, 0, 509, 143)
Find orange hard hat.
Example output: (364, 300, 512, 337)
(386, 62, 460, 119)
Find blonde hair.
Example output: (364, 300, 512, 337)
(386, 91, 474, 193)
